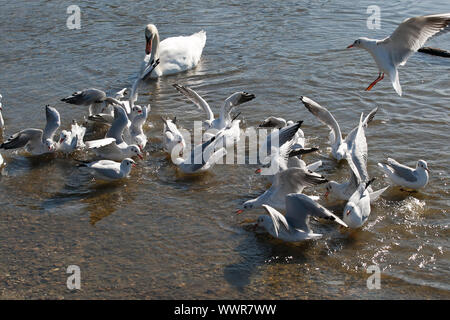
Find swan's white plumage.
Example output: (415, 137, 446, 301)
(144, 25, 206, 78)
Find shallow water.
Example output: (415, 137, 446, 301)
(0, 0, 449, 299)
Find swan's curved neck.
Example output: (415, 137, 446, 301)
(149, 32, 160, 62)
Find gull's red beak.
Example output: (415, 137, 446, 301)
(132, 163, 136, 168)
(145, 38, 152, 55)
(138, 154, 144, 160)
(346, 210, 351, 216)
(324, 191, 329, 199)
(59, 138, 64, 143)
(255, 168, 262, 174)
(347, 44, 353, 49)
(236, 209, 244, 215)
(139, 145, 144, 152)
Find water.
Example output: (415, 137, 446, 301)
(0, 0, 449, 299)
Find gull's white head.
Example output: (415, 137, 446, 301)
(132, 105, 143, 115)
(324, 181, 339, 199)
(145, 24, 158, 55)
(343, 202, 361, 227)
(417, 160, 430, 172)
(256, 215, 272, 230)
(121, 158, 136, 174)
(59, 130, 70, 143)
(45, 139, 56, 152)
(347, 37, 372, 49)
(128, 144, 144, 160)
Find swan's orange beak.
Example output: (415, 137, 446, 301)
(145, 39, 152, 55)
(347, 44, 353, 49)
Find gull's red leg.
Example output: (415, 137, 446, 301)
(365, 73, 384, 91)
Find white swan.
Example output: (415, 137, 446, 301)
(142, 24, 206, 78)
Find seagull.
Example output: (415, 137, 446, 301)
(128, 104, 149, 150)
(341, 116, 380, 228)
(85, 106, 143, 161)
(61, 88, 126, 116)
(325, 112, 388, 203)
(162, 116, 186, 158)
(0, 105, 60, 155)
(300, 96, 378, 161)
(173, 84, 255, 146)
(0, 94, 4, 130)
(56, 121, 86, 154)
(78, 158, 136, 181)
(347, 13, 450, 96)
(240, 122, 327, 212)
(378, 158, 429, 190)
(256, 193, 347, 242)
(172, 132, 226, 174)
(343, 178, 375, 229)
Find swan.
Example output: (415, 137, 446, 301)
(142, 24, 206, 78)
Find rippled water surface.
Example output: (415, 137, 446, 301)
(0, 0, 449, 299)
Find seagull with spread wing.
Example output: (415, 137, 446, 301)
(0, 105, 60, 155)
(256, 193, 347, 242)
(300, 96, 378, 161)
(239, 121, 327, 212)
(347, 13, 450, 96)
(173, 84, 255, 147)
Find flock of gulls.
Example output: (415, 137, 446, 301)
(0, 13, 448, 242)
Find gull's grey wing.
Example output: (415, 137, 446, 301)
(347, 113, 369, 182)
(277, 121, 302, 147)
(106, 106, 128, 144)
(88, 113, 114, 124)
(289, 147, 319, 158)
(42, 105, 61, 142)
(142, 58, 160, 81)
(386, 158, 417, 182)
(346, 107, 378, 141)
(277, 167, 328, 193)
(285, 193, 348, 229)
(300, 96, 342, 144)
(70, 135, 78, 150)
(381, 14, 450, 66)
(261, 204, 290, 237)
(0, 128, 42, 150)
(264, 121, 302, 156)
(186, 135, 219, 172)
(173, 84, 215, 123)
(61, 88, 106, 105)
(85, 137, 116, 149)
